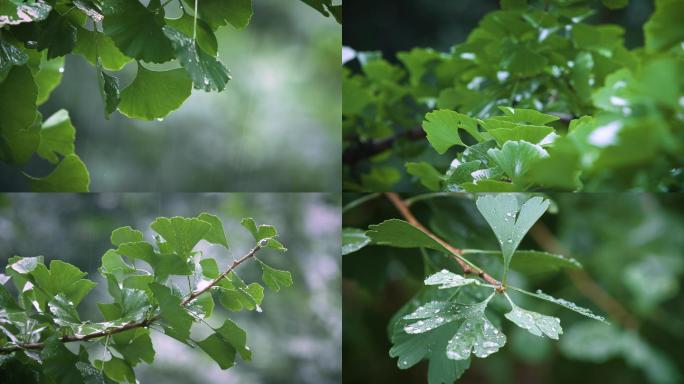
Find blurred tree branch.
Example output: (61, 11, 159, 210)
(530, 222, 640, 329)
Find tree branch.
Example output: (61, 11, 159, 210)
(343, 128, 425, 165)
(529, 222, 639, 329)
(0, 245, 263, 354)
(384, 193, 502, 288)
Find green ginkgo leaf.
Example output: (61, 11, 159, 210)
(37, 109, 75, 164)
(504, 295, 562, 339)
(118, 65, 192, 120)
(0, 0, 51, 26)
(102, 0, 174, 63)
(475, 194, 550, 278)
(181, 0, 253, 30)
(27, 154, 91, 192)
(342, 228, 370, 255)
(163, 26, 231, 92)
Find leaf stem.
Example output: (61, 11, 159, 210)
(342, 193, 381, 213)
(384, 193, 503, 289)
(0, 244, 264, 354)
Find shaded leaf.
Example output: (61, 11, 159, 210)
(341, 228, 370, 255)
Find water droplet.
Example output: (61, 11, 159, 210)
(255, 305, 263, 313)
(58, 67, 65, 73)
(26, 40, 38, 48)
(156, 118, 164, 122)
(203, 78, 210, 85)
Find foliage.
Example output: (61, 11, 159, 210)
(0, 0, 340, 192)
(344, 193, 607, 383)
(343, 0, 684, 192)
(0, 213, 292, 383)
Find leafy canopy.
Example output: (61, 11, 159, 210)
(0, 213, 292, 383)
(0, 0, 340, 191)
(343, 0, 684, 192)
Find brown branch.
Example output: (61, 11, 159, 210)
(384, 193, 502, 288)
(343, 128, 425, 165)
(529, 223, 639, 329)
(0, 245, 263, 354)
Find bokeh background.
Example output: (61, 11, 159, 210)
(343, 193, 684, 384)
(0, 193, 341, 384)
(0, 0, 341, 192)
(343, 0, 653, 61)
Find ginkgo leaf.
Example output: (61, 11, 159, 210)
(0, 0, 51, 26)
(504, 294, 562, 339)
(197, 213, 230, 249)
(48, 294, 81, 327)
(35, 12, 77, 59)
(422, 110, 482, 154)
(487, 141, 549, 186)
(163, 26, 231, 92)
(342, 228, 370, 255)
(73, 28, 132, 71)
(424, 269, 480, 289)
(0, 38, 28, 81)
(151, 216, 211, 258)
(118, 65, 192, 120)
(165, 13, 218, 56)
(102, 0, 174, 63)
(33, 54, 64, 105)
(240, 218, 277, 241)
(366, 219, 451, 254)
(475, 194, 550, 277)
(390, 322, 471, 384)
(200, 258, 220, 279)
(36, 109, 75, 164)
(463, 249, 582, 275)
(197, 319, 251, 370)
(149, 283, 193, 341)
(97, 67, 120, 118)
(258, 262, 293, 292)
(27, 154, 91, 192)
(110, 226, 143, 246)
(403, 300, 484, 334)
(510, 286, 608, 323)
(181, 0, 253, 30)
(446, 314, 506, 360)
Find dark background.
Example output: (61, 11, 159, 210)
(343, 0, 654, 61)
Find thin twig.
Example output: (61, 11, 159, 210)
(0, 245, 263, 354)
(529, 222, 639, 329)
(384, 193, 502, 288)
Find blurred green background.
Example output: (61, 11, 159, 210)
(343, 193, 684, 384)
(343, 0, 653, 59)
(0, 0, 341, 192)
(0, 193, 341, 384)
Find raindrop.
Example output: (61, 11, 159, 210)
(26, 40, 38, 48)
(156, 118, 164, 122)
(203, 78, 210, 86)
(255, 305, 263, 313)
(58, 67, 65, 73)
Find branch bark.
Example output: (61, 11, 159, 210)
(0, 245, 263, 354)
(384, 192, 502, 288)
(343, 128, 425, 165)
